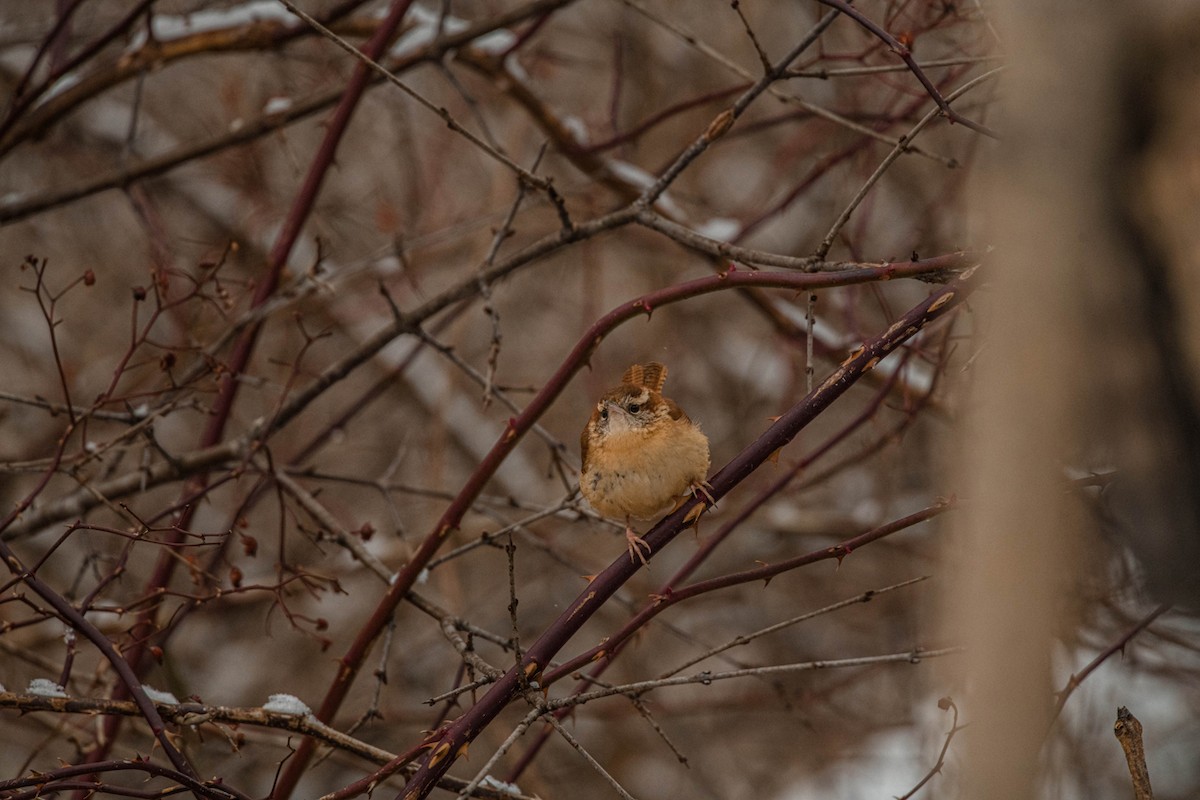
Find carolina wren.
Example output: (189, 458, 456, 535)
(579, 362, 712, 564)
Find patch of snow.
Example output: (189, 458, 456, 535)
(850, 496, 883, 526)
(503, 53, 530, 83)
(263, 96, 293, 115)
(390, 5, 469, 58)
(653, 192, 685, 219)
(777, 691, 951, 799)
(695, 217, 742, 243)
(375, 255, 403, 276)
(479, 776, 523, 795)
(28, 679, 67, 698)
(608, 160, 685, 217)
(608, 160, 654, 190)
(39, 72, 81, 104)
(561, 116, 589, 145)
(871, 354, 933, 394)
(390, 5, 518, 61)
(142, 685, 180, 705)
(474, 28, 517, 55)
(773, 304, 856, 350)
(263, 693, 312, 716)
(128, 1, 294, 50)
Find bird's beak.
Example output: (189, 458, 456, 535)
(605, 401, 625, 416)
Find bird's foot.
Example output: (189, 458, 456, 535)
(691, 480, 717, 508)
(683, 481, 716, 537)
(625, 525, 651, 565)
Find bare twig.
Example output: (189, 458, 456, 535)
(816, 67, 1003, 258)
(815, 0, 999, 138)
(398, 274, 977, 798)
(895, 696, 964, 800)
(660, 577, 929, 678)
(541, 650, 963, 713)
(1114, 706, 1154, 800)
(1051, 604, 1170, 721)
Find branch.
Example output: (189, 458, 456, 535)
(1051, 604, 1170, 721)
(0, 0, 574, 224)
(395, 271, 978, 799)
(815, 67, 1003, 258)
(547, 647, 963, 708)
(0, 756, 243, 800)
(1114, 706, 1154, 800)
(544, 500, 953, 683)
(291, 258, 973, 795)
(815, 0, 999, 138)
(504, 346, 941, 780)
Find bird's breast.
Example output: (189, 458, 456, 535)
(580, 422, 710, 519)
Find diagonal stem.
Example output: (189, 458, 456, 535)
(395, 272, 978, 799)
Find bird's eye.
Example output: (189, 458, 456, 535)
(599, 408, 608, 420)
(628, 403, 641, 414)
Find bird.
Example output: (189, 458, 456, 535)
(579, 362, 712, 564)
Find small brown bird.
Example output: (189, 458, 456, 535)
(580, 362, 712, 564)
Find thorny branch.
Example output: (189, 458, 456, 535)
(396, 273, 977, 798)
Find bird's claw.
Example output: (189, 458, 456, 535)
(691, 480, 717, 508)
(626, 529, 651, 565)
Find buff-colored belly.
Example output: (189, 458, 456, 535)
(580, 423, 710, 520)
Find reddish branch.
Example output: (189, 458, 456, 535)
(0, 547, 217, 791)
(0, 757, 244, 800)
(393, 271, 976, 799)
(503, 345, 932, 778)
(75, 0, 421, 778)
(272, 254, 969, 797)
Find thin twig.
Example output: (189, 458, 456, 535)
(619, 0, 959, 166)
(1051, 604, 1170, 722)
(1114, 706, 1154, 800)
(277, 0, 555, 194)
(786, 55, 1003, 79)
(398, 274, 977, 798)
(549, 648, 964, 708)
(894, 696, 964, 800)
(545, 714, 641, 800)
(816, 67, 1003, 258)
(815, 0, 999, 138)
(660, 577, 930, 678)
